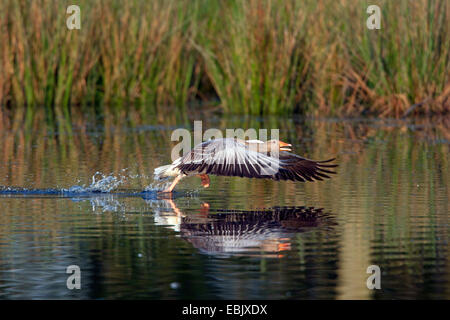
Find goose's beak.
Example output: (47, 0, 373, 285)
(279, 141, 292, 151)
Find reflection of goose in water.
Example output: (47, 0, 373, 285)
(151, 199, 336, 258)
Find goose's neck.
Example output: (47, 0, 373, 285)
(245, 140, 272, 153)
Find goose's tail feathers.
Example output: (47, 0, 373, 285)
(154, 164, 179, 180)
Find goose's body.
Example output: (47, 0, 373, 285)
(154, 138, 337, 192)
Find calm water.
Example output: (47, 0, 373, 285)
(0, 113, 448, 299)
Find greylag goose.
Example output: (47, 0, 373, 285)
(154, 138, 337, 192)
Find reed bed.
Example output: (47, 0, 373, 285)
(0, 0, 448, 121)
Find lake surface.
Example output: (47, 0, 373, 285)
(0, 112, 448, 299)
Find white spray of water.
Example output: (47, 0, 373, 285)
(89, 196, 124, 213)
(144, 180, 172, 192)
(66, 171, 128, 193)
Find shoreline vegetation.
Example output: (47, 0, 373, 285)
(0, 0, 449, 124)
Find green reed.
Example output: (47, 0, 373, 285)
(0, 0, 448, 122)
(325, 0, 450, 116)
(0, 0, 200, 119)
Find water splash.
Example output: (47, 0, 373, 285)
(0, 170, 186, 200)
(90, 196, 125, 213)
(66, 171, 127, 193)
(144, 180, 172, 192)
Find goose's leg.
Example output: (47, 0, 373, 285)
(198, 174, 210, 188)
(199, 202, 210, 217)
(162, 174, 183, 193)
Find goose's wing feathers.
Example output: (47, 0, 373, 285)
(275, 152, 337, 182)
(175, 138, 337, 182)
(175, 138, 278, 178)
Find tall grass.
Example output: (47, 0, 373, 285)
(0, 0, 200, 123)
(194, 0, 317, 115)
(323, 0, 450, 117)
(0, 0, 448, 121)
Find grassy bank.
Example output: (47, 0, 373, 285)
(0, 0, 448, 121)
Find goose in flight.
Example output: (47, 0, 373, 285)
(154, 138, 337, 193)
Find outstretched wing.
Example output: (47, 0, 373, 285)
(175, 138, 337, 182)
(175, 138, 280, 178)
(274, 152, 337, 182)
